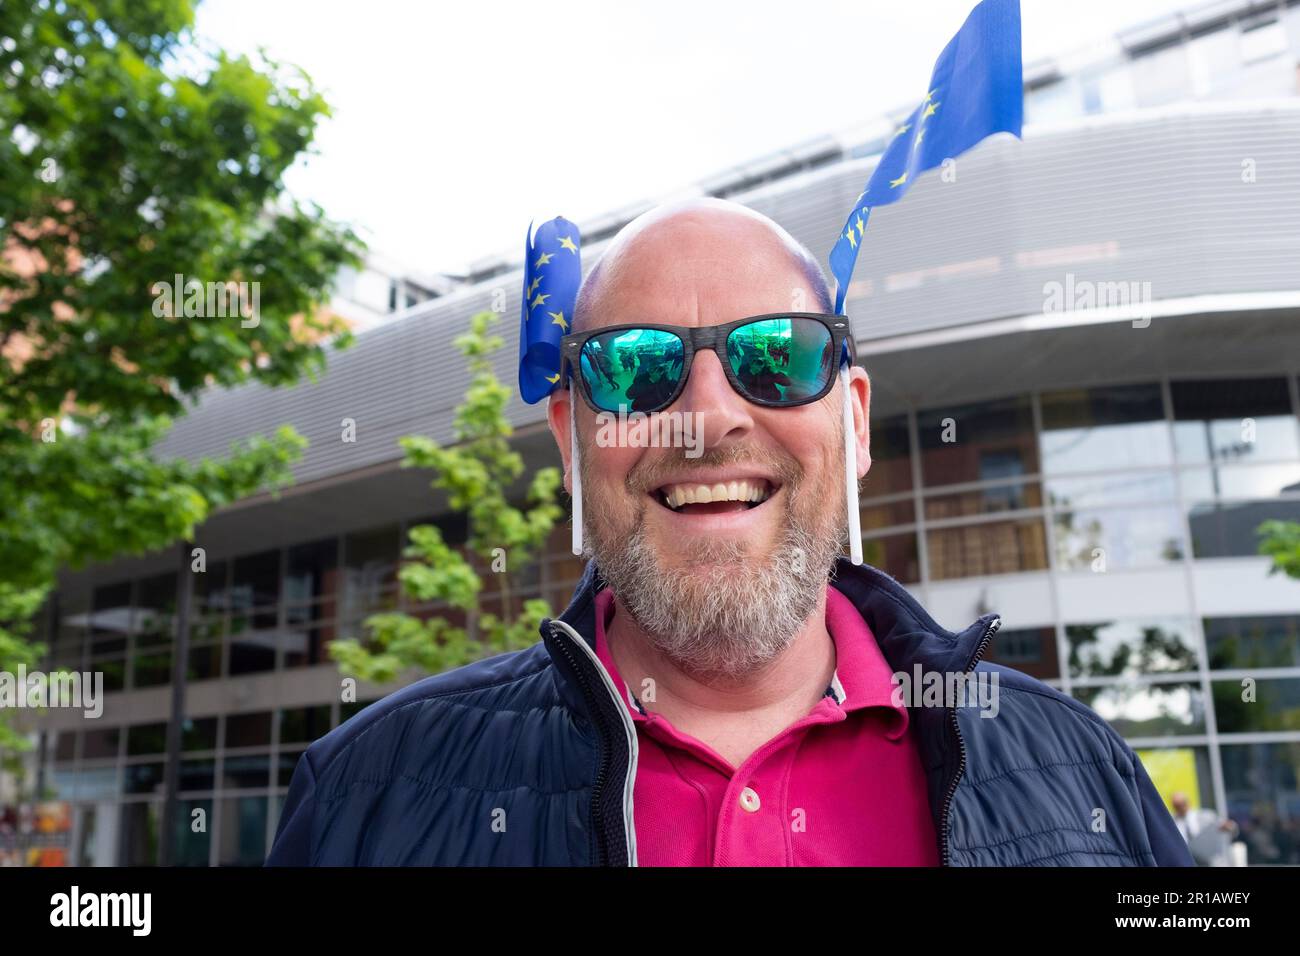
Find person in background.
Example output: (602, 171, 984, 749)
(1170, 791, 1239, 866)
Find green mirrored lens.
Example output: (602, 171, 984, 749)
(726, 317, 833, 403)
(580, 328, 685, 412)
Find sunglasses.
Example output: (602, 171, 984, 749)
(560, 313, 855, 415)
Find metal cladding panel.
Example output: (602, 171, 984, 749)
(155, 105, 1300, 485)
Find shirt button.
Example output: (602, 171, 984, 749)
(739, 787, 761, 813)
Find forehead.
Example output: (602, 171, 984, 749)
(585, 216, 819, 329)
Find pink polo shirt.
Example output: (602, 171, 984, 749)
(593, 585, 939, 867)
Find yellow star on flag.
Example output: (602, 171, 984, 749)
(549, 310, 568, 330)
(558, 236, 578, 254)
(889, 171, 908, 188)
(530, 292, 550, 308)
(534, 251, 554, 268)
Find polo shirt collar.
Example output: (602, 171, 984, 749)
(592, 585, 909, 739)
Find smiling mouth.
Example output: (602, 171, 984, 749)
(652, 478, 778, 516)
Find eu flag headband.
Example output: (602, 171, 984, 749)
(519, 217, 582, 404)
(518, 217, 585, 554)
(828, 0, 1023, 563)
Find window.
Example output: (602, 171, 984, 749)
(278, 706, 332, 746)
(1221, 743, 1300, 865)
(1053, 504, 1185, 570)
(1072, 680, 1206, 737)
(224, 711, 272, 749)
(54, 731, 77, 762)
(1213, 678, 1300, 734)
(230, 550, 281, 623)
(135, 572, 176, 637)
(983, 626, 1059, 681)
(1046, 471, 1176, 510)
(1171, 378, 1298, 466)
(925, 479, 1040, 520)
(82, 726, 120, 760)
(126, 723, 168, 757)
(221, 754, 270, 791)
(188, 642, 223, 682)
(860, 531, 920, 584)
(89, 581, 131, 656)
(124, 762, 165, 796)
(195, 559, 230, 616)
(861, 497, 915, 530)
(1040, 384, 1170, 474)
(169, 799, 213, 866)
(1067, 618, 1199, 679)
(133, 575, 175, 686)
(341, 526, 400, 631)
(218, 797, 268, 866)
(1186, 497, 1300, 559)
(1204, 615, 1300, 670)
(119, 802, 161, 866)
(228, 550, 281, 675)
(926, 518, 1048, 580)
(284, 538, 339, 668)
(861, 414, 912, 498)
(1173, 378, 1300, 559)
(918, 396, 1039, 489)
(1134, 746, 1215, 818)
(285, 538, 338, 616)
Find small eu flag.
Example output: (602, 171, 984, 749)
(829, 0, 1023, 313)
(518, 217, 582, 404)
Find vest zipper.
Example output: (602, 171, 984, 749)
(548, 619, 639, 866)
(938, 614, 1002, 867)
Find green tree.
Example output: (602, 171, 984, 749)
(1258, 520, 1300, 581)
(329, 311, 564, 682)
(0, 1, 363, 762)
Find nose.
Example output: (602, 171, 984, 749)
(671, 348, 754, 450)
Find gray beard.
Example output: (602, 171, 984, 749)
(585, 465, 846, 683)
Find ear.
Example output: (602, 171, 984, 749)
(547, 388, 575, 494)
(847, 365, 871, 479)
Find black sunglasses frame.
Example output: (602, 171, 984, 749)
(560, 312, 856, 415)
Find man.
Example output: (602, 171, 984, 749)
(1171, 791, 1239, 866)
(267, 199, 1192, 866)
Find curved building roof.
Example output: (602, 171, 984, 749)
(156, 102, 1300, 487)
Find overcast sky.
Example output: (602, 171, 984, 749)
(194, 0, 1195, 275)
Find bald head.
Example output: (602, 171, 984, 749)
(573, 198, 832, 332)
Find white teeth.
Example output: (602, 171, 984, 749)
(661, 479, 773, 511)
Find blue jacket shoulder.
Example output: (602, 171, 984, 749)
(304, 641, 556, 782)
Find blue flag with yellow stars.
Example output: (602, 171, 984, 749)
(829, 0, 1023, 313)
(518, 217, 582, 404)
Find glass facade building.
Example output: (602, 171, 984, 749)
(27, 372, 1300, 865)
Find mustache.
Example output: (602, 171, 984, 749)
(625, 443, 804, 496)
